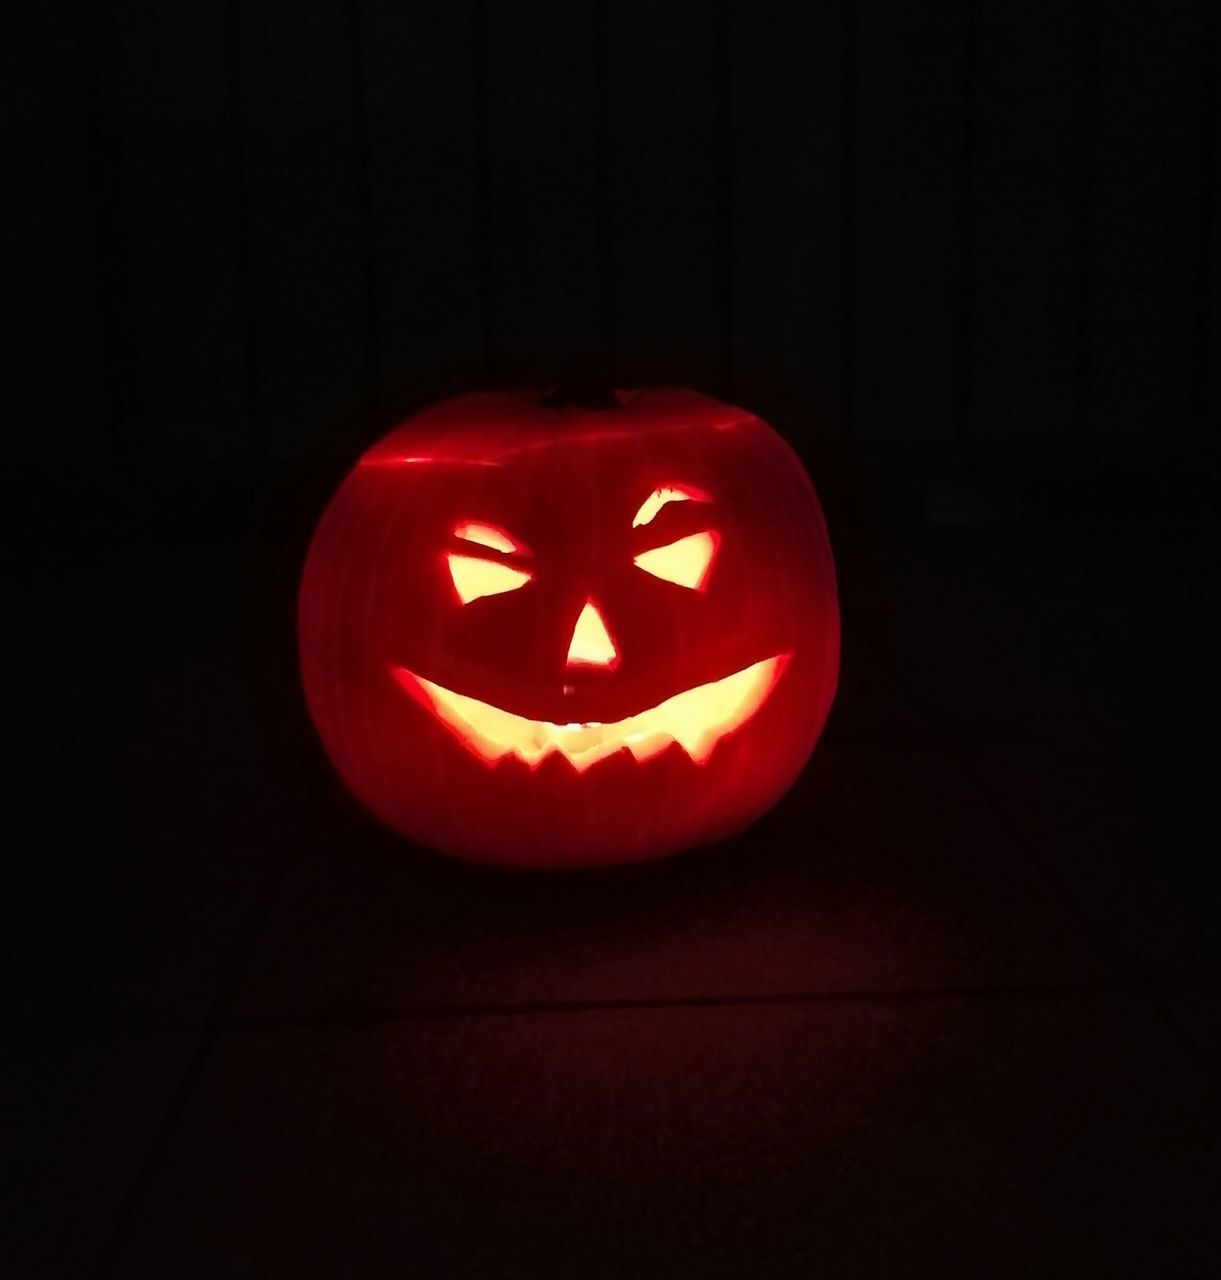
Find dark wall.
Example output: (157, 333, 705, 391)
(8, 0, 1219, 486)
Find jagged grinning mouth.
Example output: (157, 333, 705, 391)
(390, 655, 788, 772)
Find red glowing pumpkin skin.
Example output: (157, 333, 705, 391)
(298, 388, 839, 868)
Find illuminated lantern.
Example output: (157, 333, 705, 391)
(298, 387, 839, 867)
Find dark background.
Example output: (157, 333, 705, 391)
(6, 1, 1220, 1277)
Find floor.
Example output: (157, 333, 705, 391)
(8, 470, 1219, 1278)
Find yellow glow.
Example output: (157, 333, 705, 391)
(361, 455, 501, 468)
(631, 484, 712, 528)
(634, 530, 718, 590)
(566, 601, 618, 668)
(454, 521, 522, 553)
(448, 554, 532, 604)
(391, 654, 787, 771)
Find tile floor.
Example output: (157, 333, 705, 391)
(9, 482, 1218, 1277)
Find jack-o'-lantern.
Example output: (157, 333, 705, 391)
(298, 387, 839, 867)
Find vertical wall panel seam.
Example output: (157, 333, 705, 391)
(472, 0, 496, 386)
(350, 0, 381, 436)
(1193, 1, 1217, 419)
(1075, 0, 1098, 437)
(839, 0, 858, 440)
(958, 0, 978, 471)
(715, 0, 735, 401)
(82, 0, 134, 463)
(222, 0, 264, 463)
(593, 0, 615, 366)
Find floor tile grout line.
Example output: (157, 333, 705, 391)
(952, 744, 1217, 1070)
(91, 846, 311, 1280)
(216, 977, 1220, 1031)
(92, 1029, 219, 1279)
(11, 971, 1218, 1042)
(949, 743, 1140, 976)
(1131, 986, 1220, 1072)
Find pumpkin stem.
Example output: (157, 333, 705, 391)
(540, 354, 621, 410)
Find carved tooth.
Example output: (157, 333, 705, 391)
(395, 655, 785, 771)
(556, 724, 603, 752)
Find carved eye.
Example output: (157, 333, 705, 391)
(631, 486, 718, 590)
(447, 522, 532, 604)
(634, 530, 719, 591)
(631, 483, 711, 528)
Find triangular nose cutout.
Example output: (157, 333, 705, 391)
(566, 600, 619, 669)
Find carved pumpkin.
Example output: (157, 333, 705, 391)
(298, 387, 839, 867)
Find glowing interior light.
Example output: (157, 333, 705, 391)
(360, 455, 502, 468)
(566, 601, 618, 668)
(391, 654, 787, 772)
(448, 555, 532, 604)
(632, 484, 711, 528)
(454, 521, 522, 554)
(634, 530, 719, 590)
